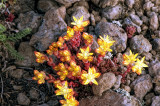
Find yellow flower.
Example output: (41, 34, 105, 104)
(132, 57, 148, 75)
(77, 46, 93, 62)
(81, 67, 101, 85)
(60, 96, 79, 106)
(82, 32, 93, 45)
(32, 70, 46, 84)
(55, 81, 73, 98)
(96, 35, 115, 56)
(71, 16, 89, 31)
(123, 50, 138, 66)
(99, 35, 115, 46)
(34, 51, 48, 63)
(68, 61, 81, 77)
(64, 27, 75, 41)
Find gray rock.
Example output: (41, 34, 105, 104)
(15, 42, 38, 67)
(91, 0, 122, 8)
(154, 86, 160, 95)
(131, 74, 153, 100)
(130, 35, 152, 54)
(130, 14, 143, 26)
(71, 6, 90, 21)
(123, 17, 141, 33)
(143, 1, 154, 11)
(125, 0, 135, 8)
(37, 0, 58, 13)
(17, 11, 42, 33)
(155, 0, 160, 6)
(9, 69, 24, 79)
(141, 16, 149, 25)
(141, 52, 152, 61)
(113, 75, 122, 89)
(47, 99, 59, 106)
(29, 7, 67, 51)
(92, 72, 116, 96)
(29, 88, 39, 100)
(148, 60, 160, 77)
(38, 104, 49, 106)
(79, 90, 141, 106)
(10, 0, 35, 13)
(145, 93, 155, 106)
(153, 75, 160, 86)
(13, 85, 23, 90)
(149, 12, 159, 31)
(155, 31, 160, 38)
(17, 93, 30, 105)
(102, 5, 123, 20)
(90, 14, 96, 26)
(90, 36, 99, 53)
(73, 0, 89, 10)
(55, 0, 80, 5)
(95, 21, 127, 54)
(151, 96, 160, 106)
(152, 38, 160, 51)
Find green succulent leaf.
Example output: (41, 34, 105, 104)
(0, 24, 6, 33)
(0, 34, 7, 42)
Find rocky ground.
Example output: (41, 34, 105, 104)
(0, 0, 160, 106)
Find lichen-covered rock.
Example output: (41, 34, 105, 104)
(91, 0, 123, 8)
(15, 42, 38, 67)
(16, 11, 42, 33)
(151, 96, 160, 106)
(131, 74, 152, 100)
(71, 6, 90, 21)
(17, 93, 30, 106)
(29, 7, 67, 51)
(130, 35, 152, 54)
(95, 21, 127, 54)
(92, 72, 116, 96)
(102, 5, 123, 20)
(152, 38, 160, 51)
(37, 0, 58, 13)
(79, 90, 141, 106)
(149, 12, 159, 31)
(148, 60, 160, 77)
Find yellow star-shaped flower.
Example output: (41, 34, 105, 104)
(60, 96, 79, 106)
(123, 50, 138, 66)
(34, 51, 48, 63)
(99, 35, 115, 46)
(32, 70, 46, 84)
(81, 67, 101, 85)
(132, 57, 148, 75)
(77, 46, 93, 62)
(55, 81, 73, 98)
(71, 16, 89, 31)
(63, 27, 75, 41)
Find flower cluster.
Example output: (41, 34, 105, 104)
(32, 16, 148, 106)
(125, 26, 136, 38)
(123, 50, 148, 75)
